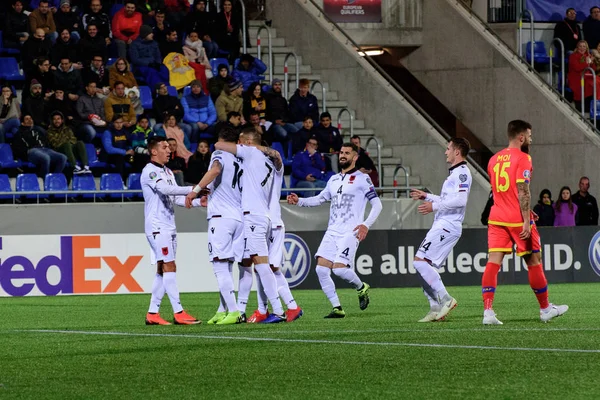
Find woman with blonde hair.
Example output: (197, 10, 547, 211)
(568, 40, 600, 110)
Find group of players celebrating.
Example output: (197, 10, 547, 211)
(140, 119, 568, 326)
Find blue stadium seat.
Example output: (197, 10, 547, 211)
(183, 86, 191, 96)
(167, 85, 178, 97)
(107, 57, 117, 66)
(100, 173, 124, 199)
(271, 141, 292, 167)
(139, 86, 153, 110)
(590, 100, 600, 120)
(210, 57, 230, 76)
(125, 173, 142, 199)
(16, 173, 45, 200)
(110, 4, 124, 17)
(262, 84, 271, 93)
(526, 41, 552, 65)
(0, 174, 12, 200)
(189, 142, 198, 152)
(44, 173, 69, 202)
(280, 174, 287, 199)
(85, 143, 107, 168)
(0, 32, 20, 55)
(0, 143, 21, 169)
(0, 57, 24, 81)
(72, 174, 96, 199)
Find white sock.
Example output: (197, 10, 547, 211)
(217, 295, 226, 313)
(413, 260, 449, 300)
(237, 266, 253, 313)
(213, 261, 238, 312)
(254, 263, 284, 315)
(423, 290, 440, 311)
(163, 272, 183, 313)
(316, 265, 340, 308)
(148, 273, 165, 313)
(255, 273, 268, 314)
(274, 269, 298, 310)
(332, 267, 363, 289)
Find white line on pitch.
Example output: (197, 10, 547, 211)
(207, 327, 600, 335)
(19, 330, 600, 354)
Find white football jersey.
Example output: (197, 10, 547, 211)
(300, 169, 378, 235)
(269, 166, 285, 228)
(425, 161, 472, 234)
(141, 161, 192, 235)
(207, 150, 243, 222)
(235, 144, 276, 219)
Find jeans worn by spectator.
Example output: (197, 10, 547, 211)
(77, 123, 105, 143)
(203, 40, 219, 58)
(296, 179, 327, 198)
(27, 148, 67, 176)
(189, 123, 216, 142)
(270, 122, 298, 142)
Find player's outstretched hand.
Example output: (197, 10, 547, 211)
(519, 221, 531, 240)
(185, 192, 197, 209)
(287, 193, 299, 205)
(410, 189, 427, 201)
(417, 201, 433, 215)
(353, 224, 369, 241)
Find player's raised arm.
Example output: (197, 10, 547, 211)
(214, 141, 238, 155)
(186, 159, 223, 208)
(293, 184, 332, 207)
(257, 145, 283, 171)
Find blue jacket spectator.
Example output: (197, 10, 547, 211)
(129, 25, 170, 90)
(292, 136, 334, 196)
(181, 80, 217, 141)
(102, 116, 135, 180)
(232, 53, 267, 91)
(289, 79, 319, 125)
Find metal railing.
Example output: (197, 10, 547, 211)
(392, 164, 410, 198)
(581, 67, 597, 126)
(310, 80, 327, 112)
(518, 9, 534, 69)
(549, 38, 565, 96)
(240, 0, 247, 55)
(283, 52, 300, 99)
(487, 0, 523, 23)
(365, 136, 382, 185)
(256, 24, 273, 83)
(336, 108, 354, 137)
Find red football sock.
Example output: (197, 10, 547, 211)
(482, 262, 501, 310)
(528, 264, 549, 309)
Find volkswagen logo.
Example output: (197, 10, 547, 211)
(282, 233, 311, 288)
(588, 231, 600, 277)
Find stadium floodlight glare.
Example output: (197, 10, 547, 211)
(357, 49, 385, 57)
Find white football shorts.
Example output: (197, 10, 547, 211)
(268, 226, 285, 268)
(315, 231, 359, 268)
(146, 231, 177, 264)
(208, 217, 244, 262)
(243, 214, 272, 259)
(415, 225, 460, 268)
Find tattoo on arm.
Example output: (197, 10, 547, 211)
(517, 182, 530, 217)
(261, 146, 283, 170)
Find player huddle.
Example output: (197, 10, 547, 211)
(140, 120, 568, 326)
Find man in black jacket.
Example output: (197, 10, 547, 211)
(159, 28, 183, 59)
(12, 114, 67, 176)
(152, 82, 190, 137)
(82, 0, 112, 45)
(583, 6, 600, 50)
(572, 176, 599, 225)
(351, 135, 379, 187)
(22, 28, 53, 75)
(266, 78, 298, 142)
(4, 0, 29, 49)
(22, 80, 49, 133)
(78, 24, 109, 66)
(553, 8, 582, 54)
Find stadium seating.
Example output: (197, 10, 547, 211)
(0, 174, 11, 200)
(189, 142, 198, 152)
(110, 4, 124, 17)
(72, 174, 96, 199)
(125, 173, 142, 199)
(167, 86, 178, 97)
(0, 32, 20, 56)
(272, 141, 292, 167)
(44, 173, 69, 202)
(526, 41, 552, 65)
(85, 143, 107, 169)
(210, 57, 230, 76)
(0, 143, 21, 169)
(100, 173, 125, 199)
(107, 58, 117, 66)
(0, 57, 24, 81)
(16, 173, 45, 200)
(139, 86, 153, 110)
(183, 86, 191, 96)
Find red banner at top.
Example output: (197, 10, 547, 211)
(323, 0, 382, 23)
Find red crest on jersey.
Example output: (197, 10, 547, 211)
(349, 175, 356, 184)
(162, 247, 169, 255)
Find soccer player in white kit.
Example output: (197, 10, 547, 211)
(142, 137, 202, 325)
(215, 126, 287, 323)
(185, 126, 245, 325)
(409, 137, 472, 322)
(287, 143, 383, 318)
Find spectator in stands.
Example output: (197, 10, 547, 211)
(166, 137, 186, 186)
(76, 80, 107, 142)
(82, 0, 112, 45)
(572, 176, 599, 225)
(163, 0, 189, 28)
(78, 24, 109, 66)
(45, 88, 77, 127)
(567, 40, 600, 111)
(289, 79, 319, 128)
(533, 188, 555, 227)
(314, 112, 342, 154)
(102, 115, 134, 181)
(152, 82, 191, 135)
(162, 114, 192, 162)
(29, 0, 59, 43)
(243, 81, 267, 121)
(159, 27, 183, 59)
(129, 25, 170, 91)
(51, 29, 81, 66)
(13, 114, 67, 176)
(554, 186, 578, 227)
(215, 0, 241, 63)
(4, 0, 30, 49)
(130, 114, 152, 171)
(184, 0, 218, 58)
(109, 57, 138, 89)
(47, 110, 90, 174)
(554, 7, 582, 56)
(82, 55, 111, 99)
(24, 57, 54, 103)
(104, 81, 136, 129)
(23, 80, 49, 133)
(53, 56, 84, 101)
(214, 110, 242, 137)
(216, 79, 244, 122)
(54, 0, 81, 42)
(135, 0, 162, 24)
(29, 0, 60, 12)
(183, 30, 213, 85)
(583, 6, 600, 50)
(0, 86, 21, 144)
(292, 115, 314, 155)
(232, 54, 267, 91)
(181, 80, 217, 142)
(112, 1, 142, 59)
(22, 29, 53, 75)
(208, 63, 232, 101)
(243, 111, 269, 142)
(266, 78, 299, 145)
(151, 9, 170, 43)
(185, 140, 210, 184)
(292, 136, 334, 196)
(350, 135, 379, 188)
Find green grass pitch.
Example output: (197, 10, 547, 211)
(1, 283, 599, 399)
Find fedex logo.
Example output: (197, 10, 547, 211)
(0, 236, 144, 297)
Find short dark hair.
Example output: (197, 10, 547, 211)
(218, 126, 239, 143)
(580, 176, 590, 183)
(341, 142, 358, 153)
(350, 134, 360, 141)
(156, 9, 165, 15)
(507, 120, 532, 140)
(307, 136, 318, 144)
(112, 115, 123, 123)
(248, 111, 260, 117)
(566, 7, 576, 13)
(167, 138, 177, 143)
(591, 6, 600, 13)
(39, 0, 49, 5)
(299, 78, 310, 87)
(303, 115, 313, 122)
(20, 114, 32, 123)
(125, 1, 136, 6)
(113, 81, 125, 89)
(320, 112, 331, 120)
(166, 28, 178, 36)
(449, 137, 471, 157)
(227, 111, 241, 119)
(138, 115, 149, 122)
(148, 136, 167, 151)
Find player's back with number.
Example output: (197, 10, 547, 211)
(236, 144, 275, 217)
(487, 148, 532, 225)
(207, 150, 243, 221)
